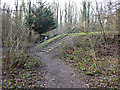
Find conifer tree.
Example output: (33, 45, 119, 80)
(25, 1, 57, 39)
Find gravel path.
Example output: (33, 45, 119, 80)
(35, 50, 87, 88)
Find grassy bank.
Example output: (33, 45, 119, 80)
(58, 33, 119, 88)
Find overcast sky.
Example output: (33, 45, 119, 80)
(1, 0, 118, 10)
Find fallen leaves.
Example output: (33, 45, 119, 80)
(59, 34, 119, 88)
(3, 67, 45, 89)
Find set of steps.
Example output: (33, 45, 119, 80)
(40, 34, 70, 52)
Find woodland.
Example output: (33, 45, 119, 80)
(1, 0, 120, 89)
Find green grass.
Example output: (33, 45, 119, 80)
(34, 31, 117, 52)
(47, 33, 87, 52)
(33, 34, 68, 51)
(47, 31, 117, 52)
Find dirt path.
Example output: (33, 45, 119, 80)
(35, 49, 87, 88)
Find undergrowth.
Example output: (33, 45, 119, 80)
(59, 34, 119, 88)
(2, 43, 44, 88)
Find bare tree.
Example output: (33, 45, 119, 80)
(116, 6, 120, 85)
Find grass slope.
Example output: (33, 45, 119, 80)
(34, 31, 117, 52)
(33, 34, 68, 51)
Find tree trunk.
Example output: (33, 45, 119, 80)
(116, 8, 120, 85)
(28, 0, 31, 42)
(29, 29, 32, 42)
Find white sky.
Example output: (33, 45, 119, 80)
(1, 0, 118, 10)
(1, 0, 118, 24)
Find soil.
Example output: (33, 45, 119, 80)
(34, 49, 87, 88)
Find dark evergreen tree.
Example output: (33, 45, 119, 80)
(25, 1, 57, 38)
